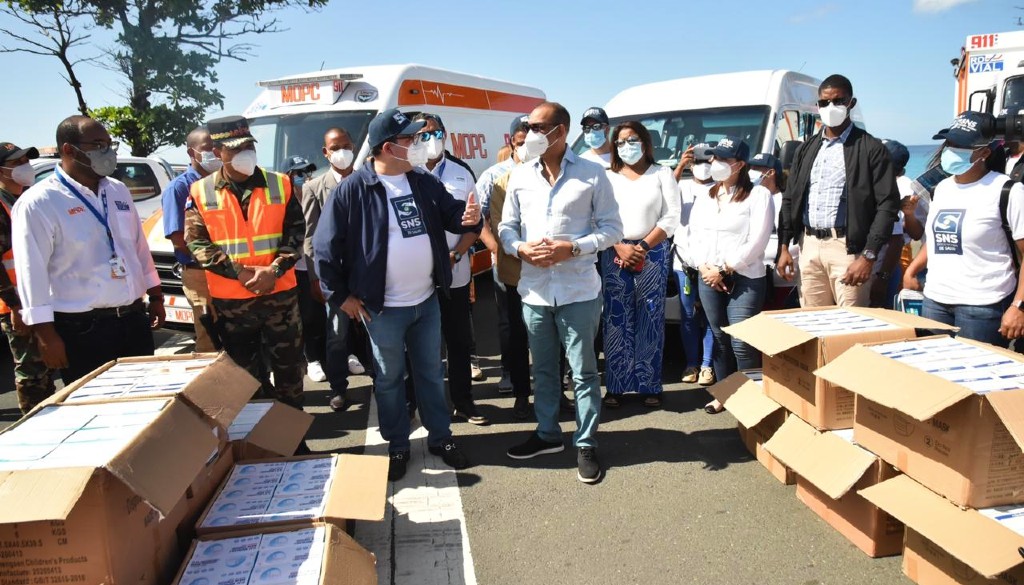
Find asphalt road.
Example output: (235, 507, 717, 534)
(0, 279, 909, 585)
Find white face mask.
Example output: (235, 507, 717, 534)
(710, 160, 737, 182)
(195, 150, 222, 173)
(228, 150, 258, 177)
(328, 148, 354, 171)
(748, 169, 764, 185)
(5, 162, 34, 187)
(392, 141, 429, 168)
(692, 162, 712, 181)
(519, 127, 557, 162)
(819, 103, 849, 128)
(424, 136, 445, 160)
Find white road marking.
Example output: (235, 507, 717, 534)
(355, 396, 477, 585)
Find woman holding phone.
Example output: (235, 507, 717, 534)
(600, 121, 680, 408)
(685, 137, 774, 413)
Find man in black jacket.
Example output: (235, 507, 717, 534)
(777, 74, 899, 307)
(313, 108, 483, 482)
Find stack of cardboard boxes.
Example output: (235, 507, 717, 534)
(710, 307, 955, 559)
(0, 353, 387, 585)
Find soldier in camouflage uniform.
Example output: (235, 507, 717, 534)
(184, 116, 306, 407)
(0, 143, 56, 413)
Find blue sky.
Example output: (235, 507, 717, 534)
(0, 0, 1016, 162)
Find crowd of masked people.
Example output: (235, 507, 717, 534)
(1, 72, 1022, 485)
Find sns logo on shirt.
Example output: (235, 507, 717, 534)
(390, 195, 426, 238)
(932, 209, 965, 255)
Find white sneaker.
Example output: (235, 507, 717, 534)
(307, 361, 327, 382)
(497, 371, 513, 394)
(470, 357, 485, 381)
(348, 355, 366, 375)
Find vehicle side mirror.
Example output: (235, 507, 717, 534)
(779, 140, 802, 173)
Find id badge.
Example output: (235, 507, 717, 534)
(109, 256, 128, 279)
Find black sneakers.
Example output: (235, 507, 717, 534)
(512, 396, 531, 420)
(452, 403, 490, 425)
(577, 448, 598, 485)
(577, 447, 601, 484)
(428, 438, 471, 469)
(506, 433, 565, 459)
(388, 450, 410, 482)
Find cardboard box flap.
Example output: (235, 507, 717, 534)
(707, 372, 782, 428)
(179, 354, 260, 427)
(0, 467, 95, 523)
(722, 313, 818, 356)
(107, 400, 220, 515)
(323, 454, 388, 522)
(860, 475, 1024, 578)
(763, 416, 875, 499)
(245, 402, 314, 456)
(849, 307, 959, 332)
(322, 524, 378, 585)
(986, 390, 1024, 454)
(815, 344, 973, 421)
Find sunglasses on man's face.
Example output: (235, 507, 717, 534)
(417, 130, 445, 142)
(817, 96, 852, 108)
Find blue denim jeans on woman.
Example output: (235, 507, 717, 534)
(362, 292, 453, 453)
(922, 294, 1013, 348)
(698, 275, 766, 380)
(676, 269, 713, 369)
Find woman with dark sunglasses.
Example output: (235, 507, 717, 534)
(599, 121, 679, 408)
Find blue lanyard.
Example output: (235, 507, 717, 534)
(56, 169, 117, 258)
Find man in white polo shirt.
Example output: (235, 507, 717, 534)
(13, 115, 165, 383)
(414, 113, 488, 425)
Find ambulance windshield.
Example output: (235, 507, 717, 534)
(571, 106, 770, 168)
(249, 110, 376, 175)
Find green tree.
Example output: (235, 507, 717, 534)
(3, 0, 325, 156)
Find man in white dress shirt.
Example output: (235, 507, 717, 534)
(13, 115, 164, 383)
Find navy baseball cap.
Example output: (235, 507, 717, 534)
(509, 115, 529, 137)
(881, 139, 910, 169)
(933, 111, 994, 148)
(748, 152, 782, 175)
(706, 136, 750, 161)
(692, 142, 715, 163)
(581, 107, 609, 126)
(368, 108, 426, 148)
(280, 155, 315, 174)
(0, 143, 39, 164)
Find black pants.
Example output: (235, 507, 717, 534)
(295, 271, 327, 364)
(54, 306, 155, 385)
(438, 284, 475, 408)
(494, 280, 531, 398)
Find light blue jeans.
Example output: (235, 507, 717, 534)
(363, 293, 452, 453)
(523, 297, 602, 448)
(922, 294, 1012, 348)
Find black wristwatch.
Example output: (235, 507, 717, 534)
(638, 240, 651, 251)
(452, 251, 464, 263)
(1015, 299, 1024, 312)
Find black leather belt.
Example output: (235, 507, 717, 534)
(55, 299, 145, 321)
(804, 226, 846, 239)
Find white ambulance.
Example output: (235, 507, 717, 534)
(145, 64, 545, 329)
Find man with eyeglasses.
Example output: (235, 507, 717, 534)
(412, 113, 488, 425)
(0, 143, 56, 413)
(579, 107, 612, 169)
(12, 115, 165, 384)
(185, 115, 307, 410)
(313, 108, 482, 482)
(777, 74, 899, 307)
(499, 102, 622, 484)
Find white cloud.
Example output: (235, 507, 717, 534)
(913, 0, 979, 13)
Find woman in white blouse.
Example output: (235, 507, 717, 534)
(687, 137, 774, 413)
(600, 121, 680, 408)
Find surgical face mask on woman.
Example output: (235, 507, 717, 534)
(617, 142, 643, 166)
(692, 162, 712, 182)
(709, 159, 738, 182)
(228, 150, 258, 177)
(195, 150, 223, 173)
(940, 146, 980, 176)
(3, 162, 35, 187)
(748, 169, 764, 186)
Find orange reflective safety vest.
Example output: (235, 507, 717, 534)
(190, 170, 297, 300)
(0, 199, 15, 315)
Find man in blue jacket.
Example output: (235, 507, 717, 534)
(313, 108, 482, 482)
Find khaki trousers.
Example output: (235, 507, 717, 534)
(798, 234, 871, 308)
(182, 266, 217, 352)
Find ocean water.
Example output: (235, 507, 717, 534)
(905, 144, 939, 181)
